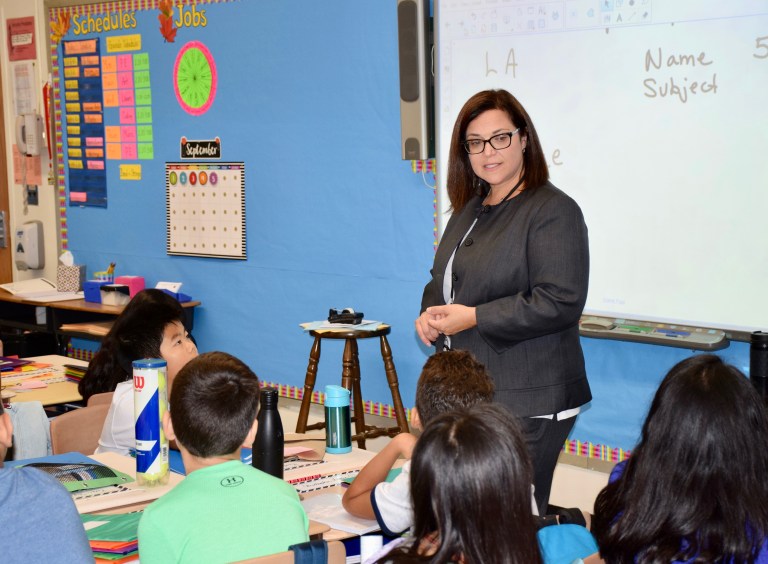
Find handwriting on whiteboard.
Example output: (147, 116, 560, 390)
(642, 47, 717, 103)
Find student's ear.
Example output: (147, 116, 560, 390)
(0, 412, 12, 464)
(241, 418, 258, 448)
(0, 412, 12, 450)
(162, 411, 176, 442)
(411, 407, 422, 431)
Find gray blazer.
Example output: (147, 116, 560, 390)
(421, 182, 591, 417)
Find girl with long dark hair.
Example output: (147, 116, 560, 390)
(592, 354, 768, 563)
(377, 403, 543, 564)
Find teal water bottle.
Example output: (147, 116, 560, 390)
(325, 385, 352, 454)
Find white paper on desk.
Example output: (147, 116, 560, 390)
(301, 492, 379, 535)
(302, 320, 381, 331)
(0, 278, 56, 296)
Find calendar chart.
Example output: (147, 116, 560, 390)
(166, 162, 246, 260)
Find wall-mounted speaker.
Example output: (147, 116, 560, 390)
(397, 0, 434, 160)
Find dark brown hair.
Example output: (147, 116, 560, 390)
(379, 404, 542, 563)
(592, 354, 768, 563)
(447, 89, 548, 212)
(415, 350, 494, 426)
(169, 351, 260, 458)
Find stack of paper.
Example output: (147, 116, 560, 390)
(63, 363, 88, 383)
(300, 320, 383, 331)
(82, 513, 140, 563)
(0, 278, 83, 302)
(0, 357, 30, 371)
(1, 360, 61, 390)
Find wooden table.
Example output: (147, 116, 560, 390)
(3, 354, 86, 407)
(77, 452, 185, 514)
(288, 446, 380, 540)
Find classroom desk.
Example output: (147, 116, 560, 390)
(0, 292, 200, 355)
(83, 452, 330, 538)
(78, 452, 185, 515)
(287, 447, 380, 541)
(4, 355, 86, 407)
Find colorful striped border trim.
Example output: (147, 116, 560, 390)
(67, 344, 96, 361)
(563, 439, 631, 463)
(260, 381, 414, 422)
(49, 0, 239, 18)
(410, 159, 436, 174)
(410, 159, 439, 251)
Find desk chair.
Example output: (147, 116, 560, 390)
(50, 403, 110, 455)
(234, 540, 346, 564)
(87, 391, 114, 407)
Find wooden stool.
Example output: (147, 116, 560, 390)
(295, 325, 409, 449)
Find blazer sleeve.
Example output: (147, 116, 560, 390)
(420, 267, 440, 313)
(476, 193, 589, 353)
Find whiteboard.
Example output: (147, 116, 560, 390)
(435, 0, 768, 333)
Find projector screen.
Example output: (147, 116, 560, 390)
(435, 0, 768, 334)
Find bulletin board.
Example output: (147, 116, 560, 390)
(47, 0, 239, 249)
(44, 0, 447, 452)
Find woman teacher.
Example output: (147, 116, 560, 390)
(416, 89, 591, 514)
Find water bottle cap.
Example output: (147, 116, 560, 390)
(132, 358, 167, 368)
(752, 332, 768, 347)
(260, 387, 279, 408)
(325, 385, 350, 407)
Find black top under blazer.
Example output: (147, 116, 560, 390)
(421, 182, 592, 417)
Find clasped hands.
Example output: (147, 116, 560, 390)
(415, 304, 477, 346)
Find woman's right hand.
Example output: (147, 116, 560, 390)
(415, 311, 441, 346)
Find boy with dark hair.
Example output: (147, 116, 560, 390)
(138, 352, 308, 563)
(0, 392, 93, 563)
(342, 349, 496, 535)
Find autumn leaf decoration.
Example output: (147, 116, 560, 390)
(158, 0, 177, 43)
(50, 12, 71, 44)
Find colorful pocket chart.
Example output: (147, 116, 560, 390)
(62, 38, 107, 207)
(101, 51, 155, 163)
(59, 37, 157, 208)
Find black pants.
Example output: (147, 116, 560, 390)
(520, 415, 576, 515)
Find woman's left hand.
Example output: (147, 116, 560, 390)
(425, 304, 477, 336)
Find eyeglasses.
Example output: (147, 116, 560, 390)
(462, 128, 521, 154)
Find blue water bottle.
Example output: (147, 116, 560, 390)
(325, 385, 352, 454)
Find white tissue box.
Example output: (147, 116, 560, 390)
(57, 265, 85, 292)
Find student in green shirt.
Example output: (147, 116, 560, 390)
(138, 351, 308, 563)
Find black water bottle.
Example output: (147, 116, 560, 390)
(252, 387, 284, 479)
(751, 331, 768, 381)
